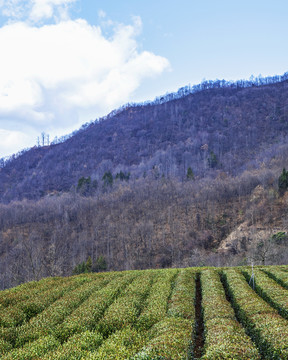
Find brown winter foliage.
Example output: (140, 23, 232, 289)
(1, 75, 288, 288)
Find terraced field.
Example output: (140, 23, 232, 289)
(0, 266, 288, 359)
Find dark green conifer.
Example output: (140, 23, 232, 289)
(186, 167, 194, 180)
(278, 168, 288, 195)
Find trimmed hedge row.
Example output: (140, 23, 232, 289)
(131, 269, 196, 360)
(136, 269, 178, 331)
(41, 330, 103, 360)
(87, 327, 146, 360)
(14, 275, 109, 346)
(264, 268, 288, 289)
(242, 269, 288, 319)
(222, 269, 288, 359)
(0, 277, 87, 328)
(201, 270, 260, 359)
(167, 269, 196, 320)
(0, 277, 64, 308)
(55, 272, 135, 342)
(2, 335, 59, 360)
(132, 318, 192, 360)
(97, 271, 156, 336)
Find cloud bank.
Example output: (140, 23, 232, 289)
(0, 0, 170, 157)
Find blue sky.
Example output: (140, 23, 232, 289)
(0, 0, 288, 157)
(80, 0, 288, 97)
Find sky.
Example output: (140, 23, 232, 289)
(0, 0, 288, 158)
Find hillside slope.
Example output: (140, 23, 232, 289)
(1, 76, 288, 289)
(1, 78, 288, 202)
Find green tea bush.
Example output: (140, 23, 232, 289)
(167, 269, 196, 320)
(86, 327, 146, 360)
(223, 269, 288, 359)
(97, 272, 154, 336)
(201, 270, 260, 359)
(133, 318, 192, 360)
(264, 268, 288, 289)
(136, 269, 178, 331)
(2, 335, 59, 360)
(15, 275, 108, 346)
(42, 330, 103, 360)
(243, 269, 288, 319)
(55, 273, 134, 342)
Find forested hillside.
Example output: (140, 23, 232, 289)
(1, 75, 288, 203)
(1, 74, 288, 289)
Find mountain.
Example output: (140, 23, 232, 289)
(1, 74, 288, 289)
(1, 75, 288, 203)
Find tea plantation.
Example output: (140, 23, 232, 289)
(0, 266, 288, 359)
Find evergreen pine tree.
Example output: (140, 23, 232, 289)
(86, 256, 92, 272)
(207, 151, 218, 168)
(102, 171, 113, 188)
(93, 255, 107, 272)
(186, 167, 195, 180)
(278, 168, 288, 195)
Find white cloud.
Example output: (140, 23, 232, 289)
(29, 0, 77, 22)
(0, 129, 32, 157)
(0, 0, 77, 22)
(0, 4, 170, 157)
(98, 9, 106, 19)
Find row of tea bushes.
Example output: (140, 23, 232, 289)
(0, 276, 89, 328)
(15, 275, 110, 346)
(41, 331, 103, 360)
(0, 277, 64, 308)
(135, 269, 178, 331)
(133, 318, 192, 360)
(131, 269, 196, 360)
(86, 327, 146, 360)
(167, 269, 196, 320)
(84, 269, 184, 359)
(242, 269, 288, 319)
(2, 335, 60, 360)
(201, 270, 260, 359)
(55, 272, 135, 342)
(96, 271, 155, 336)
(264, 267, 288, 289)
(223, 270, 288, 359)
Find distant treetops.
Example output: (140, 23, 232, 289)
(278, 168, 288, 195)
(76, 171, 130, 196)
(72, 255, 107, 275)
